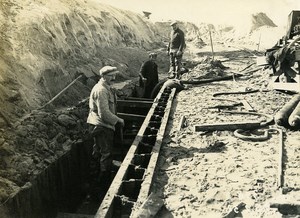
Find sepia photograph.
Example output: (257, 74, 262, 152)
(0, 0, 299, 217)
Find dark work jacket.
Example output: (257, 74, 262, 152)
(168, 28, 185, 52)
(139, 60, 159, 98)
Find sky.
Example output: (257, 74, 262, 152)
(98, 0, 300, 27)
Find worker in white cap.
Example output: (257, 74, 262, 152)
(87, 65, 124, 199)
(167, 21, 186, 79)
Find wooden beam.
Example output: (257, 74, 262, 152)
(124, 97, 153, 102)
(117, 100, 153, 108)
(278, 129, 284, 189)
(177, 115, 186, 131)
(194, 121, 261, 132)
(117, 112, 146, 122)
(271, 81, 300, 93)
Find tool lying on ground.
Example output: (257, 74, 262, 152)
(204, 98, 255, 112)
(180, 73, 244, 85)
(212, 88, 259, 97)
(203, 102, 243, 110)
(194, 111, 273, 132)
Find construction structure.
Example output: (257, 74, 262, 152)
(263, 11, 300, 93)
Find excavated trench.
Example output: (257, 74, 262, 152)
(2, 82, 174, 218)
(96, 86, 175, 218)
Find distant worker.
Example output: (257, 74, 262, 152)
(87, 66, 124, 198)
(167, 21, 186, 79)
(139, 52, 159, 98)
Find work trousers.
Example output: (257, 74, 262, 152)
(144, 81, 157, 99)
(92, 125, 114, 172)
(169, 51, 183, 72)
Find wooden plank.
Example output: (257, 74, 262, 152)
(177, 115, 186, 131)
(117, 112, 146, 122)
(124, 97, 153, 102)
(194, 121, 261, 132)
(117, 100, 153, 108)
(278, 129, 284, 189)
(271, 82, 300, 93)
(256, 56, 269, 66)
(132, 192, 164, 217)
(131, 88, 176, 216)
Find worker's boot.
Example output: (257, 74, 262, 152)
(100, 170, 112, 191)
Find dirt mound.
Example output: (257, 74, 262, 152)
(205, 13, 283, 51)
(0, 0, 165, 126)
(0, 0, 169, 207)
(251, 12, 277, 32)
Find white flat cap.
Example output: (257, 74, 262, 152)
(99, 66, 119, 76)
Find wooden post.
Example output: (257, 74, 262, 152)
(209, 29, 214, 61)
(278, 129, 284, 189)
(257, 32, 261, 51)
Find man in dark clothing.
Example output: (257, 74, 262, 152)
(139, 52, 159, 98)
(167, 21, 185, 79)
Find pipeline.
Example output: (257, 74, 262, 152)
(95, 84, 176, 218)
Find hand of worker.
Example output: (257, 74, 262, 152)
(142, 77, 147, 81)
(118, 118, 125, 127)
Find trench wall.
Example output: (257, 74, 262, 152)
(2, 139, 93, 218)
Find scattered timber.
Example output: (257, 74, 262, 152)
(194, 121, 261, 132)
(180, 74, 243, 85)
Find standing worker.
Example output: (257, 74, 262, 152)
(87, 65, 124, 199)
(167, 21, 185, 79)
(139, 52, 159, 99)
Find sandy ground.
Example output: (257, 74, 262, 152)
(151, 43, 300, 218)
